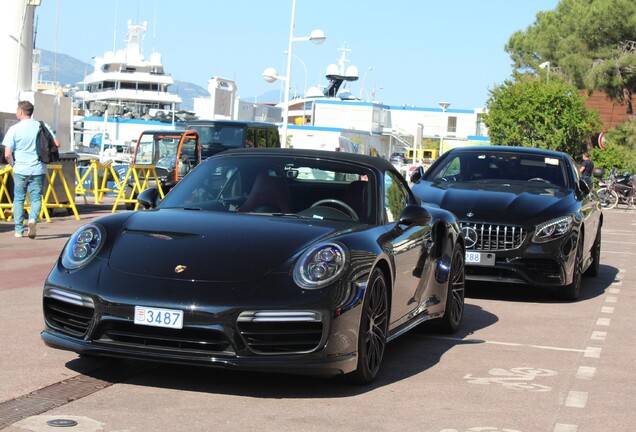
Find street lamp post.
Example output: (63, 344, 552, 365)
(359, 66, 373, 100)
(263, 0, 325, 147)
(284, 51, 308, 100)
(539, 61, 550, 82)
(438, 102, 450, 156)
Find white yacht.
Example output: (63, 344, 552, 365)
(75, 19, 182, 120)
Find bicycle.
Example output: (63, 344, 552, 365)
(596, 169, 634, 209)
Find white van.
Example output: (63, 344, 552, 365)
(291, 133, 357, 153)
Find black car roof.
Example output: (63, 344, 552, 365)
(216, 148, 396, 171)
(447, 145, 568, 158)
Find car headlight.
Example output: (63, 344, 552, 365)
(61, 224, 105, 269)
(533, 216, 573, 243)
(293, 242, 348, 289)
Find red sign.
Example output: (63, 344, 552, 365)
(598, 132, 606, 149)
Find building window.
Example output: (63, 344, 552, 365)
(447, 116, 457, 134)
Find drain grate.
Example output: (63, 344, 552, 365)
(0, 360, 156, 430)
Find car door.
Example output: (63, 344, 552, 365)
(382, 171, 434, 327)
(569, 157, 601, 261)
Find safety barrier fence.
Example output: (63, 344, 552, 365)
(112, 164, 164, 212)
(0, 164, 80, 222)
(75, 160, 123, 204)
(1, 163, 166, 222)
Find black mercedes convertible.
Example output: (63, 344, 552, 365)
(410, 146, 602, 301)
(42, 148, 465, 384)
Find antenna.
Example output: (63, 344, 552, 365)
(113, 0, 118, 51)
(152, 1, 157, 52)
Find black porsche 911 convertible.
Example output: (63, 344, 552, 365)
(42, 148, 465, 384)
(410, 146, 602, 301)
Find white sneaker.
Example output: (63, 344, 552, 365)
(27, 219, 37, 239)
(14, 231, 25, 238)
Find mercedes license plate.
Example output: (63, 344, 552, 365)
(465, 251, 495, 266)
(134, 306, 184, 329)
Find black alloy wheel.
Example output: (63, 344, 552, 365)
(584, 228, 601, 278)
(437, 243, 465, 334)
(346, 268, 388, 385)
(559, 235, 584, 301)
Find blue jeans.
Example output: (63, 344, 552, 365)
(13, 173, 45, 234)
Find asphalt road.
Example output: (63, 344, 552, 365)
(1, 201, 635, 432)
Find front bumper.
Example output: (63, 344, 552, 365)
(41, 329, 357, 377)
(464, 233, 577, 287)
(41, 270, 364, 377)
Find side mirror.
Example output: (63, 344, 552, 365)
(396, 205, 432, 227)
(410, 166, 425, 184)
(579, 177, 593, 195)
(137, 187, 160, 209)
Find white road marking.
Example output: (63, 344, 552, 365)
(596, 318, 611, 326)
(584, 347, 602, 358)
(591, 331, 607, 341)
(601, 306, 614, 313)
(576, 366, 596, 380)
(606, 296, 618, 303)
(554, 424, 578, 432)
(611, 280, 623, 286)
(565, 390, 588, 408)
(608, 287, 620, 294)
(601, 250, 636, 255)
(603, 229, 636, 235)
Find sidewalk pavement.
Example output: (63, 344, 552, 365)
(0, 197, 123, 291)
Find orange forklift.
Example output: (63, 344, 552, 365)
(124, 129, 201, 208)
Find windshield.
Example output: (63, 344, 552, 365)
(136, 133, 182, 165)
(159, 154, 375, 223)
(190, 124, 246, 158)
(426, 151, 568, 188)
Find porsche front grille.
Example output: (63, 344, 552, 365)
(237, 311, 325, 354)
(43, 288, 94, 337)
(461, 222, 526, 251)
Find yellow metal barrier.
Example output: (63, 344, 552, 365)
(112, 164, 164, 212)
(0, 165, 13, 221)
(75, 160, 123, 204)
(40, 164, 80, 221)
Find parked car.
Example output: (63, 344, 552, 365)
(410, 146, 602, 301)
(41, 148, 466, 384)
(390, 153, 407, 165)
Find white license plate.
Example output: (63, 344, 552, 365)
(134, 306, 184, 329)
(465, 251, 496, 266)
(465, 251, 482, 264)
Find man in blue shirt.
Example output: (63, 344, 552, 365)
(3, 100, 60, 239)
(579, 152, 594, 178)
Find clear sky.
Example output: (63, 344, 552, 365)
(34, 0, 560, 110)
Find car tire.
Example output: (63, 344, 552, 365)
(559, 235, 584, 301)
(436, 242, 466, 334)
(345, 268, 388, 385)
(584, 227, 601, 278)
(124, 185, 136, 211)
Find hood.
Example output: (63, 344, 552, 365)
(416, 181, 576, 225)
(108, 209, 354, 282)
